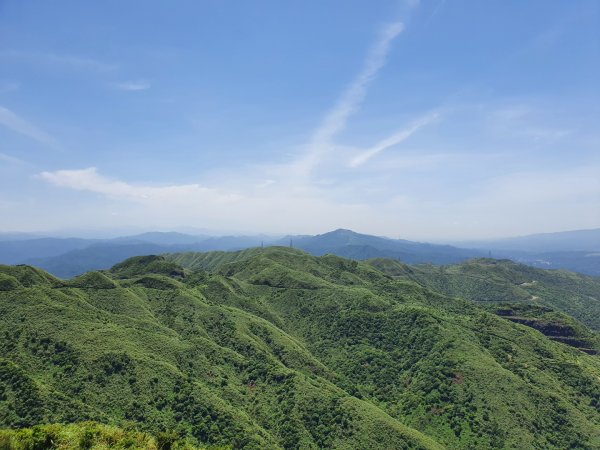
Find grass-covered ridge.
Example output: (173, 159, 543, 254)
(1, 248, 600, 448)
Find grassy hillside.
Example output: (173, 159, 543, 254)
(2, 249, 600, 448)
(166, 248, 267, 273)
(367, 257, 600, 330)
(0, 256, 441, 450)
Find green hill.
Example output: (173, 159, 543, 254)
(367, 257, 600, 331)
(166, 248, 268, 273)
(2, 249, 600, 448)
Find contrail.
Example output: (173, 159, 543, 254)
(349, 112, 440, 168)
(297, 21, 405, 176)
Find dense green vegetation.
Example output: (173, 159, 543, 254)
(367, 257, 600, 330)
(2, 248, 600, 448)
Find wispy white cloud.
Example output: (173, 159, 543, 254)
(487, 104, 573, 143)
(0, 106, 57, 146)
(113, 80, 151, 91)
(348, 112, 440, 167)
(362, 152, 451, 170)
(34, 159, 600, 240)
(365, 149, 505, 171)
(0, 50, 116, 72)
(36, 167, 382, 235)
(0, 152, 24, 165)
(297, 21, 405, 175)
(38, 167, 240, 204)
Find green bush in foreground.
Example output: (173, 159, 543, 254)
(0, 422, 217, 450)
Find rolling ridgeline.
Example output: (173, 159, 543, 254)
(3, 228, 600, 278)
(1, 248, 600, 448)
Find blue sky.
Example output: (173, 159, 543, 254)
(0, 0, 599, 239)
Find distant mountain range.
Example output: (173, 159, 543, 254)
(277, 229, 484, 264)
(1, 228, 599, 278)
(459, 228, 600, 252)
(457, 228, 600, 276)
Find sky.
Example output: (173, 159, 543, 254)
(0, 0, 599, 240)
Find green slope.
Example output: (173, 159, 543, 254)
(1, 250, 600, 449)
(165, 248, 269, 273)
(367, 257, 600, 331)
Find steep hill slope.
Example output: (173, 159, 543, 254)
(2, 250, 600, 449)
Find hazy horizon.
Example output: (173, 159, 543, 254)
(2, 225, 600, 245)
(1, 1, 599, 239)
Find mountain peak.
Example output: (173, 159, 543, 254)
(326, 228, 357, 235)
(110, 255, 185, 279)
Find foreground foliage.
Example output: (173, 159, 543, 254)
(0, 422, 207, 449)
